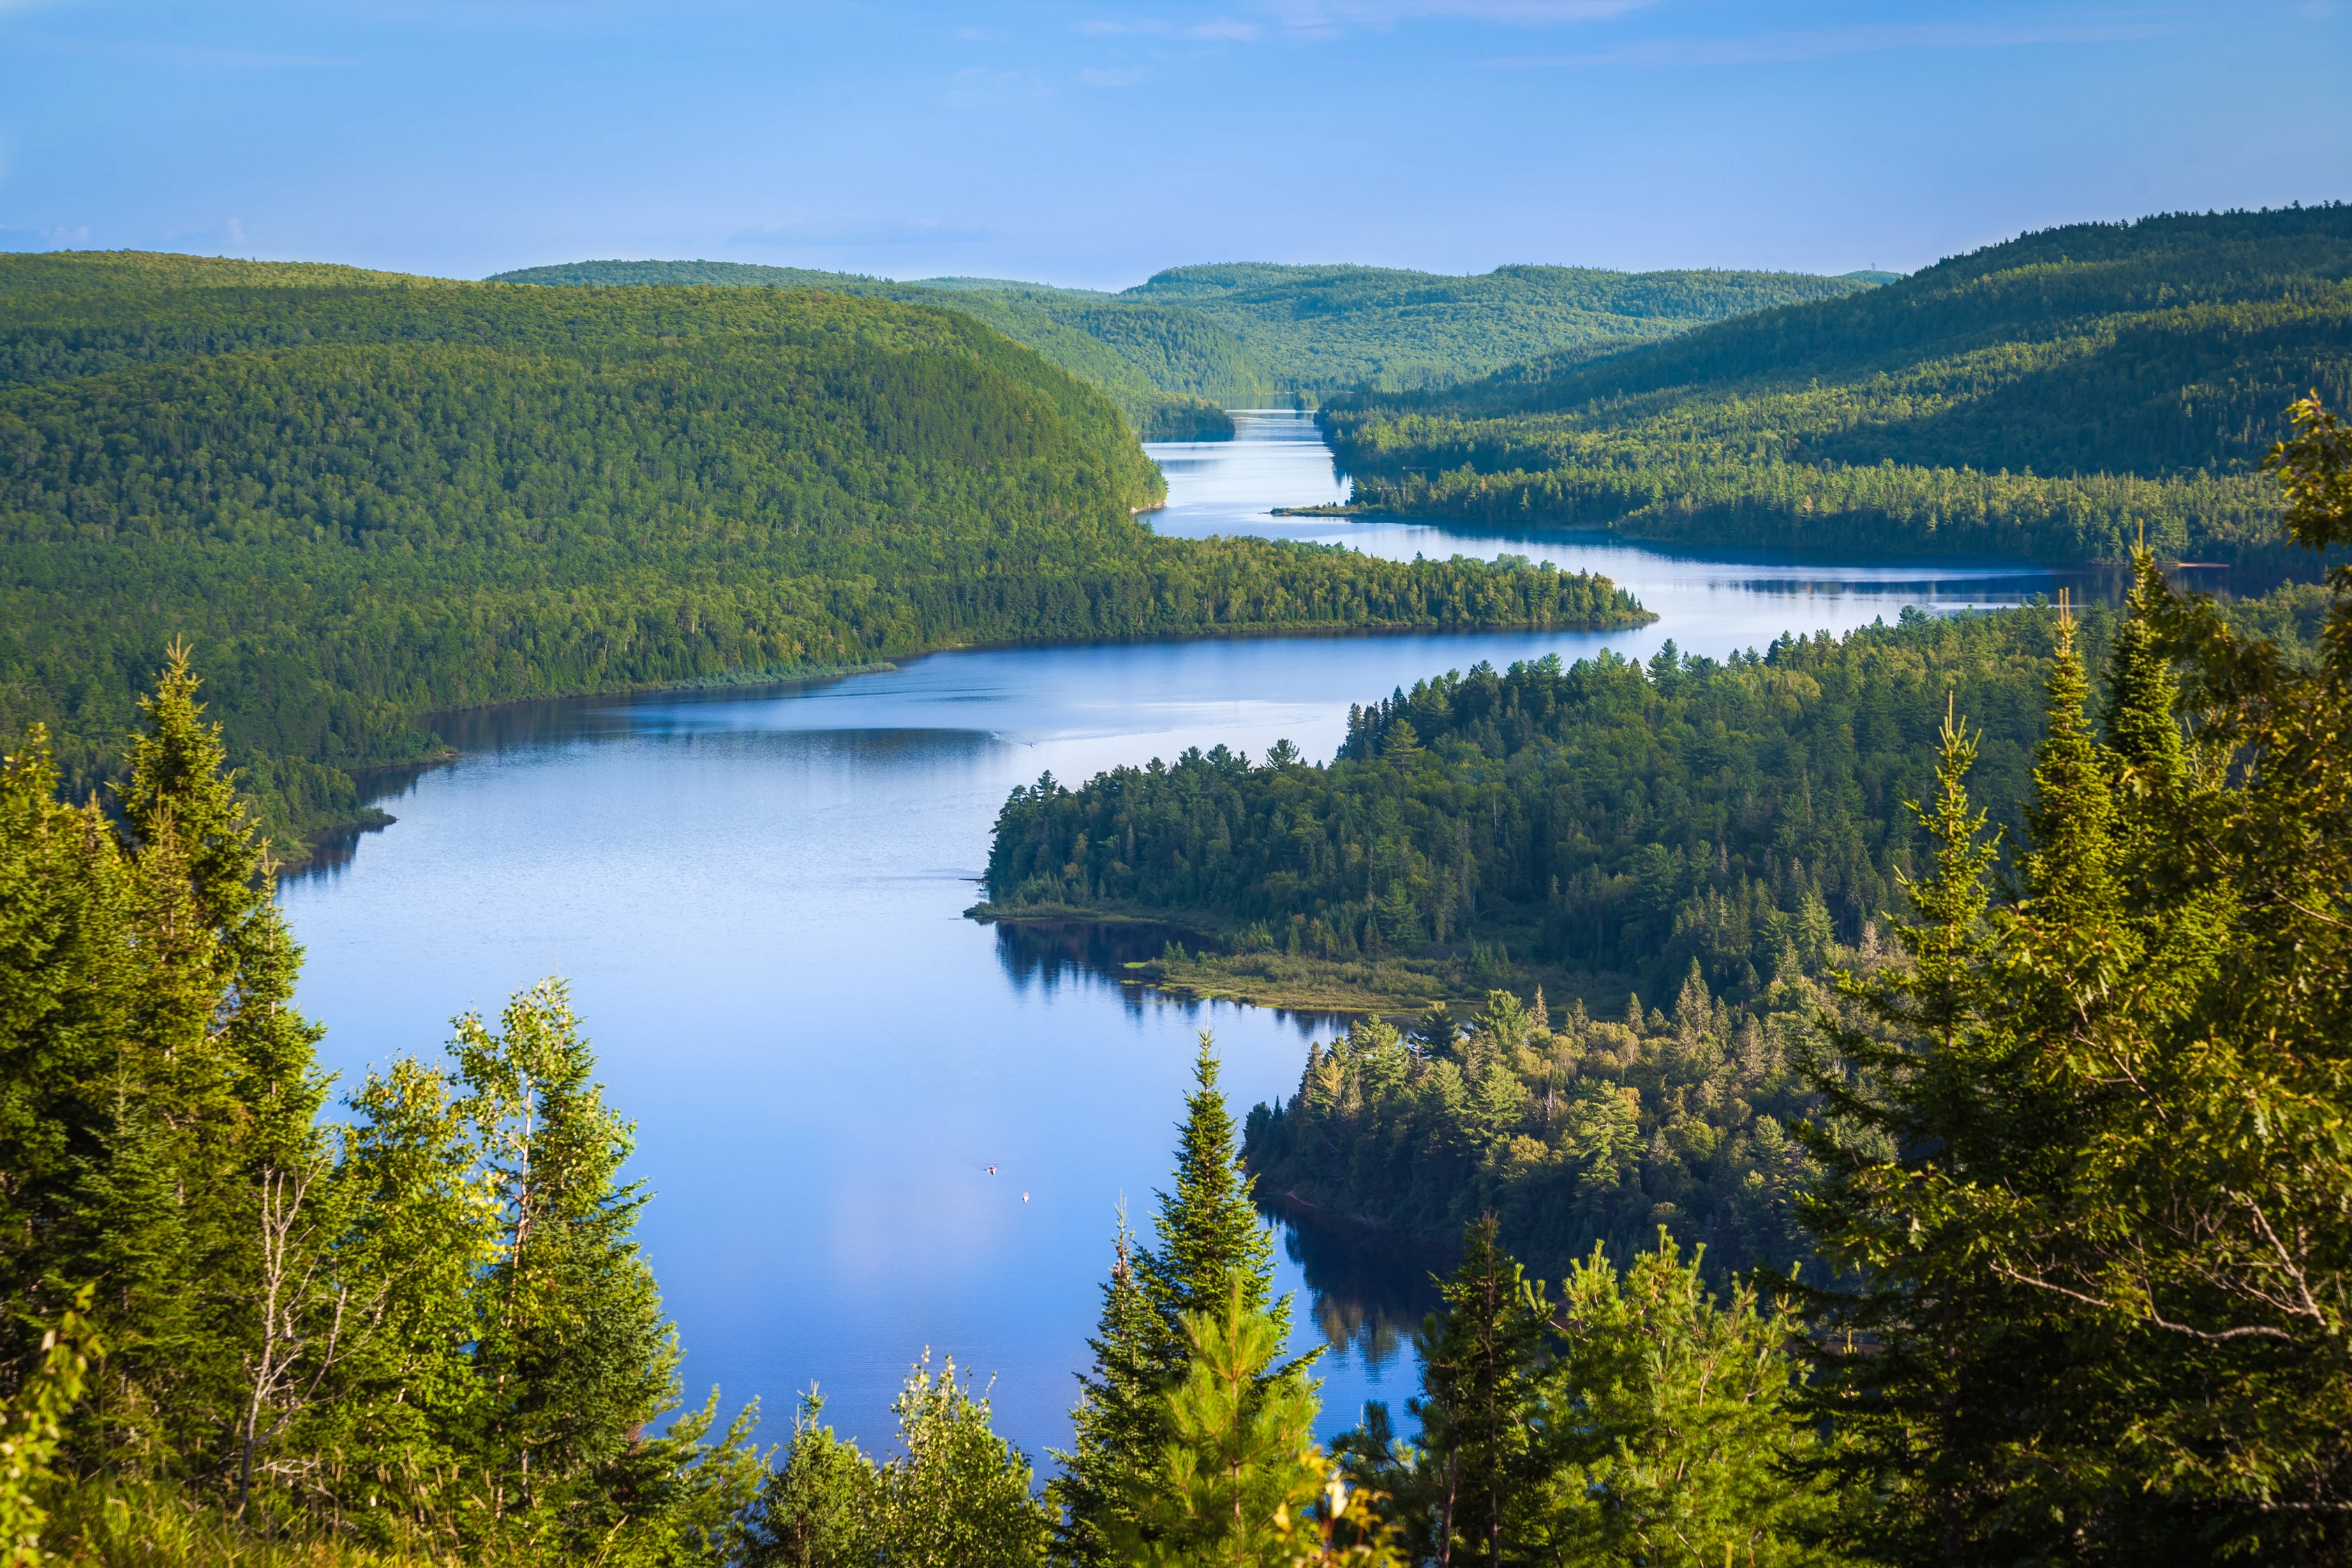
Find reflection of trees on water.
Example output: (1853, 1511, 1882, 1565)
(989, 923, 1338, 1039)
(990, 921, 1205, 1017)
(1266, 1201, 1444, 1374)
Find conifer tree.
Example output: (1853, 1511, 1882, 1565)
(1792, 702, 2055, 1562)
(1052, 1207, 1162, 1565)
(1411, 1216, 1549, 1568)
(1541, 1234, 1830, 1568)
(1121, 1279, 1322, 1568)
(1070, 1033, 1309, 1562)
(1136, 1033, 1290, 1353)
(454, 980, 678, 1542)
(745, 1390, 876, 1568)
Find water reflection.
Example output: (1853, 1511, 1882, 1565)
(1270, 1198, 1445, 1381)
(992, 920, 1212, 1001)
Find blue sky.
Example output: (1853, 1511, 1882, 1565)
(1, 0, 2344, 287)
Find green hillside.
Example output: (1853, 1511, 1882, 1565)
(0, 251, 1646, 856)
(1326, 204, 2352, 565)
(490, 257, 1876, 421)
(490, 260, 1254, 437)
(1124, 262, 1878, 393)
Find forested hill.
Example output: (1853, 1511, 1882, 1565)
(1327, 204, 2352, 565)
(489, 257, 1875, 422)
(0, 251, 1646, 856)
(1122, 262, 1877, 394)
(491, 260, 1260, 438)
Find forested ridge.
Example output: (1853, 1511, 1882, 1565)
(492, 260, 1270, 437)
(1326, 204, 2352, 565)
(491, 257, 1875, 421)
(1121, 263, 1876, 396)
(0, 251, 1644, 855)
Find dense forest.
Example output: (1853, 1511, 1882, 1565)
(492, 260, 1267, 436)
(1122, 263, 1877, 395)
(491, 257, 1877, 418)
(0, 252, 1644, 853)
(6, 397, 2349, 1565)
(1326, 205, 2352, 565)
(981, 608, 2129, 998)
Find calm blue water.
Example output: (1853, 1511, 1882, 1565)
(280, 411, 2062, 1463)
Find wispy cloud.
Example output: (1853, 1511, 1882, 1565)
(730, 218, 990, 249)
(155, 216, 253, 251)
(1490, 17, 2172, 67)
(1082, 15, 1261, 40)
(1266, 0, 1657, 34)
(0, 223, 92, 250)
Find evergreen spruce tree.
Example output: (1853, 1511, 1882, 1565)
(454, 979, 678, 1544)
(1136, 1033, 1290, 1352)
(1051, 1204, 1163, 1565)
(1792, 702, 2048, 1562)
(1541, 1234, 1831, 1568)
(745, 1390, 877, 1568)
(1066, 1033, 1307, 1562)
(1411, 1216, 1549, 1568)
(0, 727, 135, 1381)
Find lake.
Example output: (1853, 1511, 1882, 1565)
(281, 410, 2061, 1461)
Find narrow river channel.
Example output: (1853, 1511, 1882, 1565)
(282, 411, 2064, 1459)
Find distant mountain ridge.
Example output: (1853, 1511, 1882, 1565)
(1324, 204, 2352, 567)
(486, 257, 1876, 434)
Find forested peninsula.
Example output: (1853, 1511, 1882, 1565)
(1326, 204, 2352, 567)
(491, 258, 1877, 428)
(976, 567, 2332, 1278)
(0, 252, 1645, 856)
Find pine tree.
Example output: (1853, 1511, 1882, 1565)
(1792, 701, 2053, 1562)
(1121, 1279, 1322, 1568)
(2101, 548, 2189, 794)
(745, 1390, 877, 1568)
(1541, 1234, 1831, 1568)
(1136, 1033, 1289, 1352)
(1073, 1033, 1311, 1563)
(1411, 1216, 1549, 1568)
(454, 979, 678, 1544)
(1052, 1207, 1163, 1565)
(1412, 1001, 1458, 1061)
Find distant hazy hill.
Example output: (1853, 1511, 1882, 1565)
(1327, 205, 2352, 566)
(1122, 262, 1877, 393)
(489, 257, 1877, 426)
(1, 251, 1656, 852)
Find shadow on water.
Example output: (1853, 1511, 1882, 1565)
(1262, 1195, 1447, 1382)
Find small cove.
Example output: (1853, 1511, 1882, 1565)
(281, 410, 2071, 1458)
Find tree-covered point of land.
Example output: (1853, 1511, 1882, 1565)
(983, 605, 2101, 1008)
(0, 251, 1645, 853)
(1326, 204, 2352, 566)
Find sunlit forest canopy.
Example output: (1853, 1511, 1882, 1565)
(1326, 204, 2352, 565)
(0, 251, 1644, 853)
